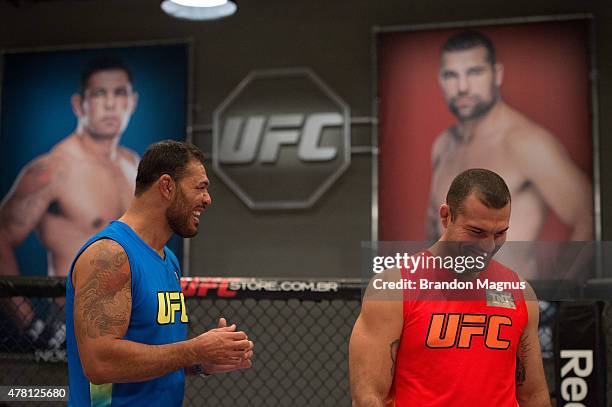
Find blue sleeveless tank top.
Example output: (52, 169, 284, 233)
(66, 221, 188, 406)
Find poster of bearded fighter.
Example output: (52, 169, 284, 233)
(376, 17, 596, 278)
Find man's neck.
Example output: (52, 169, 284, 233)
(428, 240, 449, 258)
(457, 100, 506, 144)
(76, 131, 121, 160)
(118, 202, 173, 256)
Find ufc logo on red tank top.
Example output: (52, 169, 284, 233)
(426, 313, 512, 350)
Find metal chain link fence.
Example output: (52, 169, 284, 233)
(185, 297, 359, 407)
(0, 276, 572, 406)
(0, 277, 362, 406)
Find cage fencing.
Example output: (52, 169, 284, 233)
(0, 276, 571, 406)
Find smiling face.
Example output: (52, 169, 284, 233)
(73, 69, 138, 139)
(440, 191, 510, 267)
(438, 46, 502, 122)
(165, 160, 211, 238)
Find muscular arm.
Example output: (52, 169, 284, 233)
(349, 271, 403, 407)
(508, 128, 593, 240)
(515, 283, 551, 407)
(74, 239, 251, 384)
(0, 155, 61, 328)
(0, 155, 61, 276)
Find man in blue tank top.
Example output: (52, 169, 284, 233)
(66, 140, 254, 406)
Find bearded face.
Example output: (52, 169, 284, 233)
(164, 161, 210, 238)
(166, 184, 198, 238)
(439, 46, 502, 122)
(447, 82, 499, 122)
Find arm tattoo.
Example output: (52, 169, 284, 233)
(515, 356, 526, 386)
(515, 334, 530, 387)
(390, 339, 400, 378)
(0, 159, 57, 232)
(75, 242, 131, 339)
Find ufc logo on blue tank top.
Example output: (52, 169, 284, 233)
(157, 291, 189, 325)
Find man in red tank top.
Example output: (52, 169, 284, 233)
(349, 169, 551, 407)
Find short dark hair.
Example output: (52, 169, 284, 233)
(441, 30, 496, 66)
(446, 168, 510, 221)
(80, 56, 133, 96)
(135, 140, 206, 196)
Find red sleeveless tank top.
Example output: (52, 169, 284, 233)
(391, 253, 528, 407)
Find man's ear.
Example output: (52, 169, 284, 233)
(440, 204, 451, 229)
(158, 174, 175, 201)
(71, 93, 84, 118)
(494, 62, 504, 87)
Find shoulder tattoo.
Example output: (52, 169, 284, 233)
(75, 241, 131, 339)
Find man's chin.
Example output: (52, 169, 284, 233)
(181, 226, 199, 239)
(89, 131, 121, 140)
(456, 110, 483, 122)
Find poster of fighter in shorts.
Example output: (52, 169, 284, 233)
(0, 41, 190, 282)
(375, 16, 597, 279)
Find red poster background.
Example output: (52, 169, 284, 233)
(378, 19, 593, 241)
